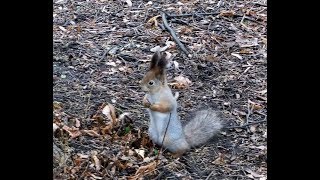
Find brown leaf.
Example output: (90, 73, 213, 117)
(205, 54, 218, 62)
(239, 49, 253, 54)
(92, 115, 105, 125)
(82, 130, 101, 137)
(91, 151, 101, 171)
(109, 104, 117, 124)
(134, 161, 157, 177)
(147, 15, 160, 28)
(169, 75, 192, 89)
(252, 104, 263, 111)
(180, 27, 193, 34)
(135, 149, 145, 159)
(75, 119, 81, 128)
(141, 134, 152, 147)
(102, 103, 118, 126)
(115, 160, 128, 170)
(212, 153, 225, 165)
(219, 10, 235, 17)
(101, 123, 113, 135)
(73, 157, 83, 166)
(62, 125, 82, 139)
(53, 101, 63, 110)
(119, 66, 133, 74)
(118, 112, 131, 121)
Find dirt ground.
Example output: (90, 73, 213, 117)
(53, 0, 267, 179)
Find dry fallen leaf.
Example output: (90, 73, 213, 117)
(219, 10, 235, 17)
(147, 15, 160, 28)
(180, 27, 193, 34)
(134, 161, 157, 177)
(82, 130, 101, 137)
(75, 119, 81, 128)
(53, 101, 63, 110)
(91, 151, 101, 171)
(135, 149, 145, 159)
(240, 49, 253, 54)
(62, 125, 82, 139)
(101, 123, 113, 135)
(248, 100, 264, 111)
(118, 112, 131, 121)
(118, 66, 133, 74)
(212, 153, 225, 165)
(115, 160, 128, 170)
(206, 54, 218, 62)
(102, 103, 117, 125)
(169, 75, 192, 89)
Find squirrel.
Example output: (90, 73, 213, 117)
(140, 51, 223, 157)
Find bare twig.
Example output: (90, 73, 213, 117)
(161, 13, 190, 56)
(156, 112, 172, 161)
(240, 14, 250, 30)
(99, 48, 111, 61)
(246, 100, 253, 124)
(253, 2, 267, 7)
(205, 171, 216, 180)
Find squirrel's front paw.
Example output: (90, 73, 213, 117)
(143, 95, 152, 108)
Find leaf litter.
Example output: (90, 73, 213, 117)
(53, 0, 267, 179)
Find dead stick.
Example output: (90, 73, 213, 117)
(206, 171, 215, 180)
(161, 12, 190, 56)
(156, 112, 172, 161)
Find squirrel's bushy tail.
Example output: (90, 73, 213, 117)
(184, 109, 222, 147)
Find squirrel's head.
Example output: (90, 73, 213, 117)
(140, 51, 168, 93)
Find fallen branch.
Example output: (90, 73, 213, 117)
(161, 12, 190, 56)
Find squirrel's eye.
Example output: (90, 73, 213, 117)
(148, 80, 154, 86)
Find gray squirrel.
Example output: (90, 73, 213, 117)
(140, 51, 223, 157)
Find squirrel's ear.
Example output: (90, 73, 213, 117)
(157, 54, 168, 70)
(150, 51, 160, 70)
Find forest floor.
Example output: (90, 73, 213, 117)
(53, 0, 267, 179)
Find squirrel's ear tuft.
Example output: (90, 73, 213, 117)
(150, 51, 161, 70)
(157, 54, 168, 70)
